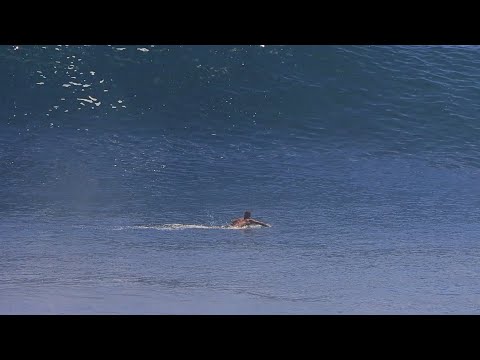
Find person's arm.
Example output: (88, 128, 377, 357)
(248, 219, 271, 227)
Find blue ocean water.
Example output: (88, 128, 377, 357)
(1, 45, 480, 314)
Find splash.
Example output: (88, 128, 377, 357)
(114, 223, 265, 231)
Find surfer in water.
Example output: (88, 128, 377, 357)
(230, 211, 270, 228)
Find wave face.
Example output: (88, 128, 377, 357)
(2, 45, 480, 220)
(2, 45, 480, 314)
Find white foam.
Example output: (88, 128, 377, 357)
(119, 223, 262, 231)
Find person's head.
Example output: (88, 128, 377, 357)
(244, 211, 251, 219)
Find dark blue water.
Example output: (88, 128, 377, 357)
(1, 45, 480, 314)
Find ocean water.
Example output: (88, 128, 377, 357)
(1, 45, 480, 314)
